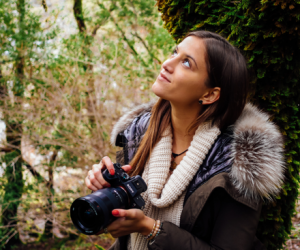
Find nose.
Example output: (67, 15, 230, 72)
(162, 57, 174, 74)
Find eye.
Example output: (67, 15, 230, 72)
(172, 49, 178, 56)
(183, 59, 191, 68)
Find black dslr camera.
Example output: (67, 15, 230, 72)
(70, 163, 147, 235)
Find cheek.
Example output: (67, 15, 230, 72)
(177, 86, 201, 102)
(174, 76, 205, 99)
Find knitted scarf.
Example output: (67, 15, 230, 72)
(129, 122, 221, 250)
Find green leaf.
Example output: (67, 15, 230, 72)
(95, 244, 105, 250)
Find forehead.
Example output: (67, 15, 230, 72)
(178, 36, 206, 64)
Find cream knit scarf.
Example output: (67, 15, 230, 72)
(129, 122, 221, 250)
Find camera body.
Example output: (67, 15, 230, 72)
(102, 163, 146, 209)
(70, 163, 147, 235)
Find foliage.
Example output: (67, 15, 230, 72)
(156, 0, 300, 249)
(0, 0, 42, 247)
(0, 151, 24, 248)
(0, 0, 174, 248)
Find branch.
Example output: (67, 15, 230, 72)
(98, 3, 147, 67)
(0, 59, 16, 64)
(131, 31, 161, 64)
(24, 162, 49, 185)
(5, 230, 18, 245)
(0, 143, 20, 151)
(73, 0, 86, 33)
(42, 0, 48, 12)
(0, 147, 14, 153)
(92, 24, 100, 37)
(91, 3, 114, 37)
(0, 229, 15, 244)
(128, 0, 138, 28)
(42, 13, 59, 31)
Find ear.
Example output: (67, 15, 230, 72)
(201, 87, 221, 105)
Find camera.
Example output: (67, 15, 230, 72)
(70, 163, 147, 235)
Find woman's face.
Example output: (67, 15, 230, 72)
(152, 36, 213, 106)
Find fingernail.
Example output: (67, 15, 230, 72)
(110, 169, 115, 175)
(112, 210, 119, 216)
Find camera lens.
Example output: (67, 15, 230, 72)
(78, 203, 96, 228)
(70, 187, 129, 235)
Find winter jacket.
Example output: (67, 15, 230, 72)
(109, 101, 285, 250)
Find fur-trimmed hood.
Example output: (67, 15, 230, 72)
(111, 102, 285, 201)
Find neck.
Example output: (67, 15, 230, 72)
(170, 101, 203, 150)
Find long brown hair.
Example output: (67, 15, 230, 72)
(129, 30, 249, 176)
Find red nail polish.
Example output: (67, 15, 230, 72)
(112, 210, 119, 216)
(110, 169, 115, 175)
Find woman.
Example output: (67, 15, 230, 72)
(85, 31, 285, 250)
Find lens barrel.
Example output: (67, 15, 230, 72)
(70, 186, 129, 235)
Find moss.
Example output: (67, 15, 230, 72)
(156, 0, 300, 249)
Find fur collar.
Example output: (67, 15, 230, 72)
(229, 103, 285, 200)
(110, 100, 155, 146)
(110, 102, 285, 201)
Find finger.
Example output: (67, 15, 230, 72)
(121, 165, 132, 172)
(92, 164, 111, 187)
(111, 209, 137, 219)
(107, 217, 126, 232)
(112, 209, 125, 217)
(107, 217, 131, 238)
(88, 170, 103, 190)
(85, 176, 97, 191)
(102, 156, 115, 175)
(99, 161, 105, 170)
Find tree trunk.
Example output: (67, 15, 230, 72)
(73, 0, 86, 33)
(73, 0, 96, 124)
(42, 151, 57, 239)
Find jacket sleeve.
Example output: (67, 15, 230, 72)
(148, 188, 262, 250)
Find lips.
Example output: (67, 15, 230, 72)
(159, 72, 170, 82)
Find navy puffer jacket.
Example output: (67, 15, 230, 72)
(115, 111, 233, 203)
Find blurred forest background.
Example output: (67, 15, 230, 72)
(1, 0, 300, 250)
(0, 0, 174, 249)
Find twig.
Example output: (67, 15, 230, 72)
(131, 31, 161, 64)
(0, 229, 16, 244)
(0, 147, 14, 152)
(98, 2, 148, 67)
(24, 162, 49, 185)
(5, 230, 18, 244)
(42, 13, 59, 31)
(92, 24, 100, 37)
(0, 224, 18, 229)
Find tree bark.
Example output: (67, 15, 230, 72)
(42, 151, 57, 239)
(73, 0, 96, 125)
(73, 0, 86, 33)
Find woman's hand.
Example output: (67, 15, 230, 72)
(104, 209, 155, 238)
(85, 156, 132, 191)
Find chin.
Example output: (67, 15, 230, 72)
(152, 80, 168, 99)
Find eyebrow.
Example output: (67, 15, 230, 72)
(176, 45, 198, 69)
